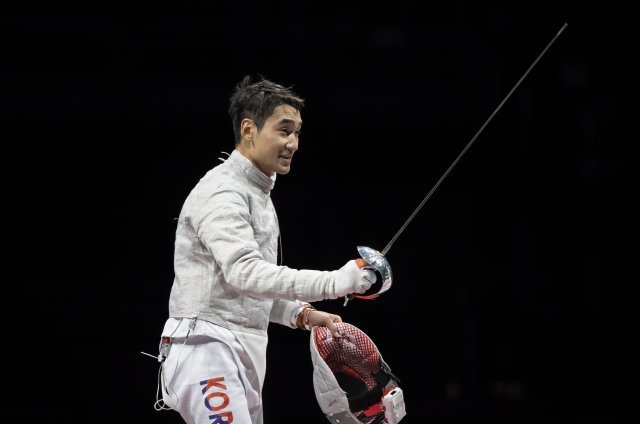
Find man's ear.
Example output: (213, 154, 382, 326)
(240, 118, 254, 141)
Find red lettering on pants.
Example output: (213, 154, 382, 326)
(201, 376, 227, 394)
(208, 412, 233, 423)
(204, 391, 229, 411)
(200, 377, 234, 423)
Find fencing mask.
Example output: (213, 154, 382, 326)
(310, 322, 406, 423)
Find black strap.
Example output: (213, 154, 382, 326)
(347, 369, 390, 412)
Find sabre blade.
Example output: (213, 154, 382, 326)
(347, 23, 568, 305)
(380, 22, 568, 257)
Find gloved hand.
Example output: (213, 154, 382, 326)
(333, 259, 376, 298)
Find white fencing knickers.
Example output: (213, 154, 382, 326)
(161, 334, 263, 424)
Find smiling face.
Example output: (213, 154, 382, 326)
(236, 104, 302, 177)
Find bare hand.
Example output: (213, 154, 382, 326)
(307, 310, 343, 338)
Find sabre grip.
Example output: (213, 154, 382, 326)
(351, 257, 384, 300)
(350, 246, 393, 302)
(355, 258, 369, 269)
(334, 259, 376, 299)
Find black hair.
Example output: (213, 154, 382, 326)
(228, 75, 305, 146)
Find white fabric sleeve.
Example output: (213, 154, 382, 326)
(270, 299, 311, 329)
(192, 189, 337, 301)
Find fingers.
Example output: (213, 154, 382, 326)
(310, 311, 343, 338)
(325, 320, 339, 338)
(328, 314, 342, 338)
(356, 269, 375, 293)
(362, 269, 376, 283)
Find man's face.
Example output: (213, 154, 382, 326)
(241, 105, 302, 176)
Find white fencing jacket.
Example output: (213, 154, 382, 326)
(166, 149, 337, 335)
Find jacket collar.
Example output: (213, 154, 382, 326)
(228, 149, 276, 193)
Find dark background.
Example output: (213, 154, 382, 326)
(4, 1, 639, 423)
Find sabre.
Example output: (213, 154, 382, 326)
(347, 23, 568, 305)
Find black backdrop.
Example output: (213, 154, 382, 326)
(4, 1, 639, 423)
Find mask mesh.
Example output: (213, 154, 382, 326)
(314, 323, 381, 401)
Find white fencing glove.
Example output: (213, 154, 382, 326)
(333, 259, 376, 298)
